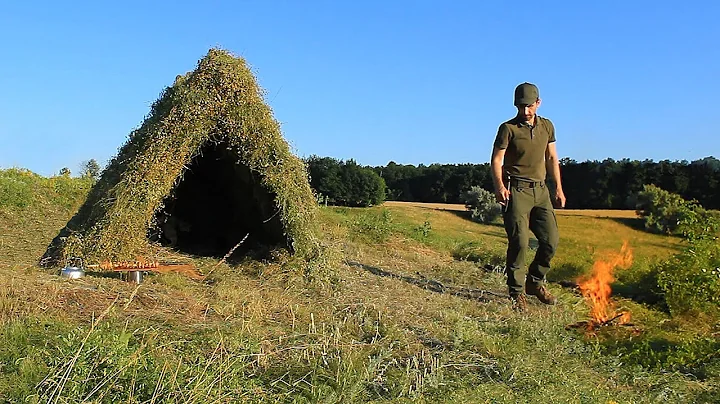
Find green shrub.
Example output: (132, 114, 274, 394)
(0, 168, 92, 211)
(612, 261, 666, 307)
(653, 202, 720, 315)
(350, 209, 394, 242)
(656, 238, 720, 316)
(461, 186, 501, 224)
(605, 334, 720, 378)
(636, 184, 698, 234)
(630, 185, 720, 315)
(0, 168, 35, 209)
(677, 207, 720, 243)
(413, 220, 432, 239)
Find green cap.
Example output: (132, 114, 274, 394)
(514, 82, 539, 106)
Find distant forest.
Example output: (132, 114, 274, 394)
(305, 156, 720, 210)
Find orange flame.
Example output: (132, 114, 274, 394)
(620, 312, 632, 323)
(577, 241, 633, 324)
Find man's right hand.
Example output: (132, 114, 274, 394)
(495, 186, 510, 205)
(490, 147, 509, 206)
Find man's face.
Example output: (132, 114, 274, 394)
(516, 99, 541, 122)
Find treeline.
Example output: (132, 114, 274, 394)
(306, 156, 720, 210)
(306, 156, 386, 207)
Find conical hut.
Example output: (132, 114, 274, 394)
(42, 49, 319, 267)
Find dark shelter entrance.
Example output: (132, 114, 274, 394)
(149, 141, 285, 257)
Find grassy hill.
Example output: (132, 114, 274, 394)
(0, 168, 93, 271)
(0, 168, 717, 403)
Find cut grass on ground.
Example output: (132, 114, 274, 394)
(0, 176, 717, 403)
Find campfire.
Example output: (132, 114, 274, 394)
(567, 241, 634, 332)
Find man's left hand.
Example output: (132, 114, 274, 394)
(554, 189, 566, 208)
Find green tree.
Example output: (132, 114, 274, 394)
(306, 157, 385, 207)
(379, 161, 421, 201)
(306, 155, 344, 203)
(80, 159, 101, 181)
(315, 156, 720, 210)
(339, 160, 386, 207)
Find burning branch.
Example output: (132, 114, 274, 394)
(600, 312, 626, 327)
(574, 241, 633, 330)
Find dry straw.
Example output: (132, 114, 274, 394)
(42, 49, 322, 273)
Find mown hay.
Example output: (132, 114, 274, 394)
(42, 48, 320, 268)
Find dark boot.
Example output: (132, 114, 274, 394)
(525, 280, 557, 305)
(510, 293, 528, 312)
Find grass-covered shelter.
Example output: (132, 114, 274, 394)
(42, 49, 319, 267)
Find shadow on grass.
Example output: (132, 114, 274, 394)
(450, 241, 505, 268)
(601, 333, 720, 380)
(85, 271, 132, 281)
(609, 217, 647, 231)
(612, 269, 668, 309)
(609, 217, 684, 252)
(444, 209, 471, 220)
(446, 210, 505, 228)
(346, 260, 507, 303)
(547, 262, 586, 283)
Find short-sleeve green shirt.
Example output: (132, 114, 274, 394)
(493, 115, 556, 182)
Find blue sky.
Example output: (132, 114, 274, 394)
(1, 1, 718, 176)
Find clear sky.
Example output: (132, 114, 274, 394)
(1, 1, 718, 176)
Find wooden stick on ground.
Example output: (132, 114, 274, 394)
(218, 233, 249, 266)
(87, 262, 204, 280)
(206, 233, 250, 276)
(600, 312, 626, 327)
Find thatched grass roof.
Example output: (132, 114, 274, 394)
(42, 48, 320, 267)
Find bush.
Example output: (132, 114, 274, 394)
(0, 168, 92, 211)
(656, 244, 720, 316)
(636, 184, 698, 234)
(461, 186, 501, 224)
(677, 207, 720, 243)
(605, 334, 720, 378)
(631, 185, 720, 315)
(413, 220, 432, 239)
(655, 210, 720, 316)
(640, 187, 720, 315)
(0, 168, 35, 209)
(351, 209, 394, 242)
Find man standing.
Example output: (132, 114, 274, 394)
(490, 82, 566, 312)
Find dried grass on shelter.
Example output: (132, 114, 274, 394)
(42, 49, 320, 268)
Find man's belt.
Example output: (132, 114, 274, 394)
(509, 178, 545, 188)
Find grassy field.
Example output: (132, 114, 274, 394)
(0, 170, 718, 403)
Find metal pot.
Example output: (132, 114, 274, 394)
(60, 257, 85, 279)
(126, 270, 144, 284)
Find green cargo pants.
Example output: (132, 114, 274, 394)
(502, 180, 559, 295)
